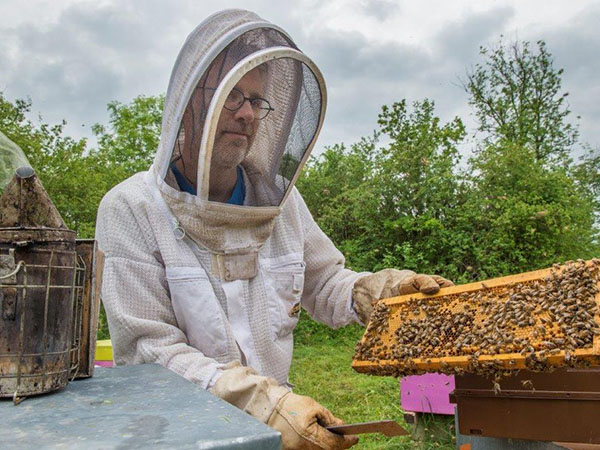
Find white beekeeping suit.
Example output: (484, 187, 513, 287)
(96, 9, 365, 450)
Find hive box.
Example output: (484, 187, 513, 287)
(450, 368, 600, 444)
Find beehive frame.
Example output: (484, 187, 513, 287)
(352, 260, 600, 376)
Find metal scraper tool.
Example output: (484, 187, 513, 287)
(326, 420, 408, 437)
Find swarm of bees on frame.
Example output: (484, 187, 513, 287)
(354, 259, 600, 392)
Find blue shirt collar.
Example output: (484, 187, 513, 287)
(227, 166, 246, 205)
(169, 163, 245, 205)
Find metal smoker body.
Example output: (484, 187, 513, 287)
(0, 167, 84, 400)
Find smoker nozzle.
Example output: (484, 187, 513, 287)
(15, 166, 35, 179)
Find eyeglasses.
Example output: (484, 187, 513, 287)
(203, 87, 274, 120)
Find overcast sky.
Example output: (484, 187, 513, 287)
(1, 0, 598, 157)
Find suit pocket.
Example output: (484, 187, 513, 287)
(166, 266, 228, 357)
(263, 257, 305, 339)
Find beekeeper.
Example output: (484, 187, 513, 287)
(96, 9, 451, 450)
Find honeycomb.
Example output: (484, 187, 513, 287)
(352, 259, 600, 380)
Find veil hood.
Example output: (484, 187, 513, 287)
(148, 9, 326, 280)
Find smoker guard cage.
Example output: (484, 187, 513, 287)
(352, 260, 600, 377)
(0, 167, 101, 402)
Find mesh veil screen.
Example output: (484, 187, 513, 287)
(243, 58, 321, 207)
(168, 28, 322, 207)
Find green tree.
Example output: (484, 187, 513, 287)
(92, 95, 164, 187)
(464, 39, 578, 164)
(460, 141, 599, 280)
(373, 100, 467, 277)
(298, 99, 468, 279)
(572, 146, 600, 224)
(462, 39, 599, 277)
(297, 135, 379, 271)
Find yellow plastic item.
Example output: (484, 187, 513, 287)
(352, 260, 600, 376)
(95, 339, 114, 362)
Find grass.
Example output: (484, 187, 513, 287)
(289, 315, 456, 449)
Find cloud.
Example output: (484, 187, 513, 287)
(434, 6, 514, 64)
(0, 0, 314, 140)
(1, 2, 171, 136)
(0, 0, 598, 155)
(359, 0, 400, 22)
(540, 3, 600, 149)
(300, 7, 515, 149)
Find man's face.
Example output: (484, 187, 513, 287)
(211, 67, 266, 171)
(178, 65, 267, 186)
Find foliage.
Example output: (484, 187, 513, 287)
(459, 141, 598, 279)
(463, 39, 578, 164)
(92, 95, 164, 183)
(298, 99, 471, 281)
(572, 145, 600, 223)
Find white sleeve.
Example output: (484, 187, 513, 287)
(96, 188, 226, 390)
(291, 188, 370, 328)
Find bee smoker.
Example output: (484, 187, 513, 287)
(0, 166, 100, 403)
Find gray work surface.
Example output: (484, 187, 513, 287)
(0, 364, 281, 450)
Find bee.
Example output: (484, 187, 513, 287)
(521, 379, 534, 389)
(493, 382, 502, 395)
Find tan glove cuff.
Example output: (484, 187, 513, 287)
(209, 363, 290, 423)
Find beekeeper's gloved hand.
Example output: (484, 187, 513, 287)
(210, 363, 358, 450)
(352, 269, 453, 325)
(268, 392, 358, 450)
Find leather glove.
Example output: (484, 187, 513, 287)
(210, 363, 357, 450)
(268, 392, 358, 450)
(352, 268, 453, 324)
